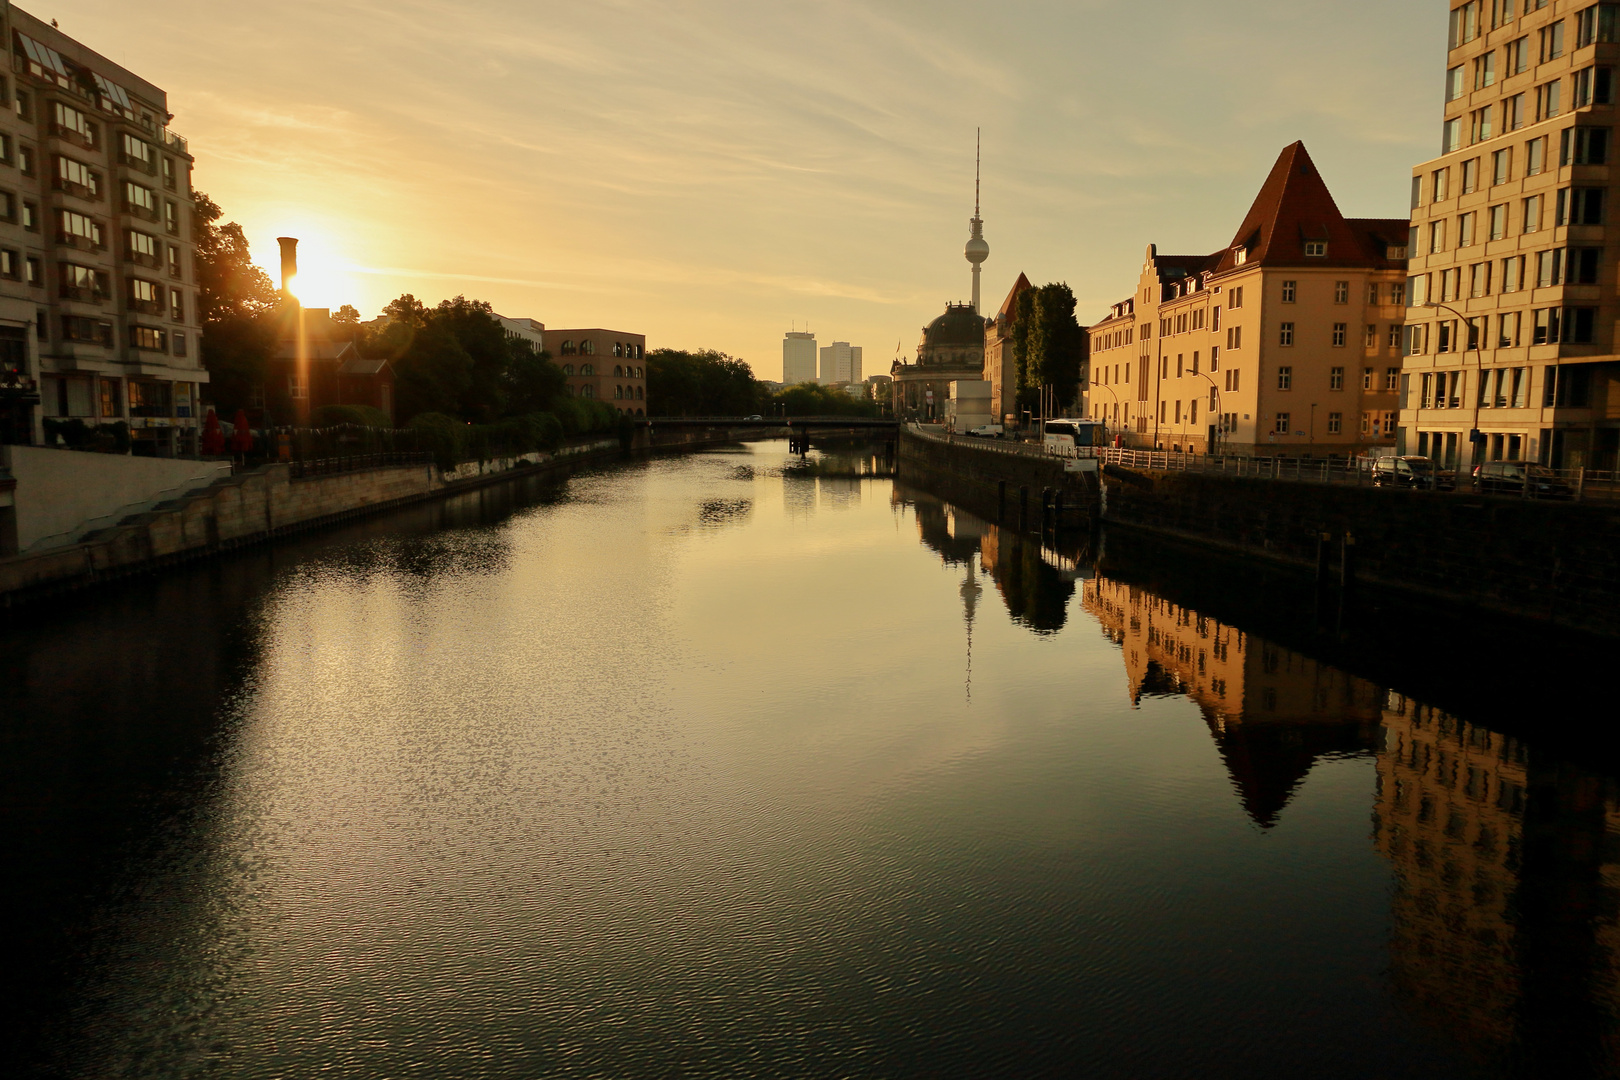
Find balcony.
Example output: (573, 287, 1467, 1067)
(52, 177, 100, 202)
(117, 149, 156, 174)
(126, 297, 163, 316)
(56, 231, 105, 253)
(163, 129, 188, 156)
(47, 122, 97, 152)
(121, 200, 159, 222)
(58, 285, 109, 303)
(125, 247, 161, 269)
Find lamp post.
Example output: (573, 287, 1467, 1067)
(1423, 300, 1486, 470)
(1093, 384, 1120, 446)
(1190, 370, 1222, 455)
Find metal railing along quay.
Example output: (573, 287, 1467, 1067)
(288, 452, 432, 479)
(906, 424, 1618, 503)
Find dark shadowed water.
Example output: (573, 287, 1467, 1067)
(4, 440, 1619, 1078)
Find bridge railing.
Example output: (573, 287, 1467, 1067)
(638, 415, 895, 425)
(906, 424, 1618, 503)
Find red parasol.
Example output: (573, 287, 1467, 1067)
(200, 407, 225, 455)
(229, 409, 255, 453)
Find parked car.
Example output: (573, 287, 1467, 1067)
(745, 414, 764, 421)
(1471, 460, 1573, 498)
(967, 423, 1004, 438)
(1372, 455, 1454, 490)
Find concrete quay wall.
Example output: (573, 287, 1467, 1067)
(897, 427, 1089, 529)
(1100, 467, 1620, 639)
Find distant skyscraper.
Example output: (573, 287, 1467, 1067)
(782, 330, 816, 384)
(819, 341, 861, 384)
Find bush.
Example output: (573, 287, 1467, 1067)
(553, 397, 618, 436)
(311, 404, 392, 428)
(407, 411, 466, 470)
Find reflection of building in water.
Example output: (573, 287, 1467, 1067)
(1374, 699, 1620, 1068)
(1083, 575, 1380, 827)
(817, 476, 862, 511)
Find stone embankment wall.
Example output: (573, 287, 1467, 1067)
(898, 427, 1091, 530)
(0, 439, 622, 605)
(1101, 466, 1620, 638)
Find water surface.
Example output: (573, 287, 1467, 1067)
(4, 441, 1618, 1078)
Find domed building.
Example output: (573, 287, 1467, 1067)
(891, 304, 988, 421)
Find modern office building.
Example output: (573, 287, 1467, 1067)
(1401, 0, 1620, 471)
(0, 2, 202, 454)
(782, 329, 816, 385)
(496, 315, 545, 355)
(541, 328, 647, 414)
(818, 340, 861, 384)
(1088, 142, 1407, 455)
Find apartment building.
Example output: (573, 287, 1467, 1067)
(818, 340, 862, 384)
(1403, 0, 1620, 472)
(1088, 142, 1407, 455)
(541, 328, 647, 415)
(0, 3, 200, 455)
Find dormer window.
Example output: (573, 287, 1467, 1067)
(1387, 245, 1409, 260)
(1305, 240, 1328, 257)
(1233, 247, 1248, 265)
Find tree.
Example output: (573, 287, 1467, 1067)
(773, 381, 878, 418)
(646, 349, 763, 416)
(194, 191, 283, 416)
(333, 304, 361, 325)
(1013, 282, 1085, 414)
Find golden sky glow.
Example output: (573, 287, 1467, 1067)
(30, 0, 1444, 374)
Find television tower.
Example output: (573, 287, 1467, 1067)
(964, 129, 989, 314)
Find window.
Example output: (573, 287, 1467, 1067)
(1281, 280, 1296, 303)
(1573, 66, 1615, 106)
(1228, 286, 1243, 309)
(1503, 93, 1526, 134)
(170, 290, 184, 322)
(58, 262, 107, 300)
(1489, 203, 1508, 239)
(1305, 240, 1327, 257)
(1332, 323, 1348, 347)
(1562, 128, 1611, 169)
(1233, 247, 1247, 265)
(1364, 324, 1378, 348)
(129, 325, 167, 351)
(1533, 307, 1561, 345)
(1535, 79, 1562, 121)
(581, 362, 593, 375)
(1277, 366, 1293, 390)
(1540, 20, 1565, 63)
(17, 145, 33, 175)
(1411, 175, 1423, 209)
(1498, 310, 1522, 348)
(1470, 106, 1493, 144)
(562, 363, 573, 376)
(162, 157, 176, 191)
(1522, 194, 1542, 233)
(51, 101, 94, 145)
(1279, 322, 1294, 346)
(164, 201, 178, 236)
(287, 372, 307, 400)
(54, 155, 99, 198)
(1363, 367, 1375, 390)
(1507, 36, 1530, 75)
(1575, 3, 1619, 47)
(56, 209, 102, 249)
(0, 249, 15, 280)
(1458, 213, 1475, 248)
(128, 278, 161, 312)
(1334, 280, 1349, 304)
(1274, 413, 1291, 435)
(1536, 249, 1562, 288)
(581, 340, 595, 355)
(1501, 254, 1524, 292)
(172, 332, 186, 357)
(61, 315, 111, 345)
(21, 202, 34, 231)
(1368, 283, 1380, 306)
(99, 377, 121, 418)
(123, 181, 155, 217)
(1211, 306, 1220, 332)
(1447, 65, 1466, 101)
(1227, 326, 1242, 350)
(1331, 366, 1345, 390)
(1474, 53, 1496, 90)
(1388, 325, 1402, 349)
(1386, 368, 1399, 392)
(1568, 246, 1602, 283)
(1391, 282, 1405, 306)
(1328, 412, 1342, 434)
(1470, 261, 1492, 297)
(126, 229, 158, 263)
(1558, 186, 1606, 225)
(119, 132, 152, 170)
(1451, 2, 1481, 47)
(25, 256, 39, 286)
(1564, 306, 1596, 343)
(167, 244, 181, 279)
(1433, 168, 1450, 203)
(1526, 136, 1546, 177)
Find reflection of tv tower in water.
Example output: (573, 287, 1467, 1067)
(965, 128, 990, 313)
(961, 560, 981, 703)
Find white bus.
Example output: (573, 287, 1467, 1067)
(1042, 419, 1107, 452)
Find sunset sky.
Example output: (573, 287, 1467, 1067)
(29, 0, 1446, 377)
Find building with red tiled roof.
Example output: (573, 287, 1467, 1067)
(1087, 142, 1407, 455)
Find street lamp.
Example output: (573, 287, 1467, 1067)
(1422, 300, 1487, 470)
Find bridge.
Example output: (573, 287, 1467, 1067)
(637, 415, 898, 453)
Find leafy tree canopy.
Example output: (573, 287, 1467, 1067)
(1013, 282, 1085, 413)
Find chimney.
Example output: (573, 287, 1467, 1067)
(276, 237, 298, 298)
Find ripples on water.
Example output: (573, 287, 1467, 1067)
(3, 441, 1619, 1078)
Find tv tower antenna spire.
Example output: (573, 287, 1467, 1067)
(964, 128, 989, 314)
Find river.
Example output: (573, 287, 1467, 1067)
(3, 439, 1617, 1078)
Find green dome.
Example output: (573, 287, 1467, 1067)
(922, 304, 985, 348)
